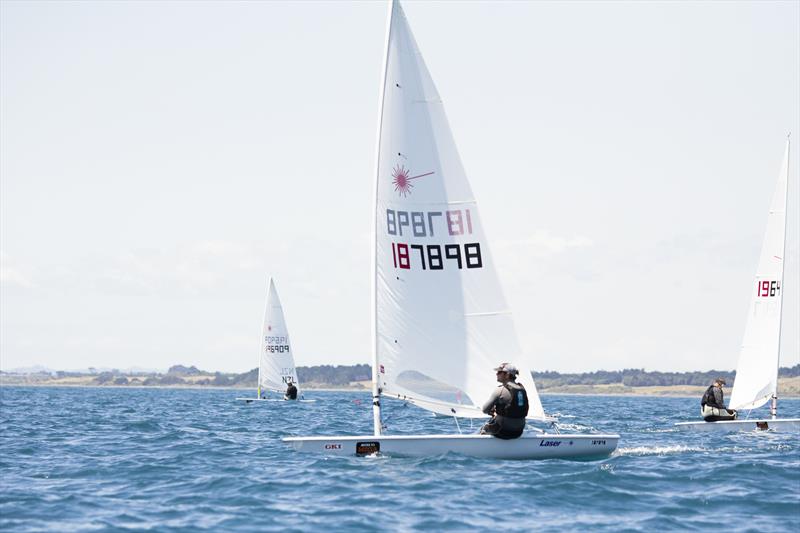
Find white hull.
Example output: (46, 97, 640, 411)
(236, 398, 281, 403)
(235, 397, 316, 403)
(283, 433, 619, 460)
(674, 418, 800, 432)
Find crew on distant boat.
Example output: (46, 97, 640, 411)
(480, 363, 529, 439)
(284, 381, 298, 401)
(700, 378, 737, 421)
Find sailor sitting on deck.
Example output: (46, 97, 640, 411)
(480, 363, 529, 439)
(701, 378, 737, 421)
(284, 381, 298, 401)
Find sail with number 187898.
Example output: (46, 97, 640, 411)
(284, 0, 619, 458)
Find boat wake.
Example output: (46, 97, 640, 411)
(615, 444, 707, 456)
(553, 422, 596, 433)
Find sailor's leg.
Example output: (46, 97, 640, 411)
(480, 417, 501, 435)
(702, 405, 719, 421)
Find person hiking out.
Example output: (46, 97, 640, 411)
(700, 377, 737, 421)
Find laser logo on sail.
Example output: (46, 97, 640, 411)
(391, 164, 434, 197)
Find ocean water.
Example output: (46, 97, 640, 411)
(1, 387, 798, 532)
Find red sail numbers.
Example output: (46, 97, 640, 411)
(756, 280, 781, 298)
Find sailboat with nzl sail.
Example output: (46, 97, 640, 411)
(676, 138, 799, 432)
(283, 0, 619, 458)
(236, 277, 313, 403)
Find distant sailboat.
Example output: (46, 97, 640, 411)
(284, 0, 618, 458)
(676, 138, 799, 432)
(237, 278, 312, 403)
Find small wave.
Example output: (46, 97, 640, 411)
(553, 423, 595, 432)
(615, 444, 707, 456)
(122, 419, 162, 432)
(642, 427, 679, 434)
(179, 426, 209, 434)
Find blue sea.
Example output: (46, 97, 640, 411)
(1, 387, 798, 532)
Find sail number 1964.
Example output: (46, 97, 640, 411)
(756, 280, 780, 298)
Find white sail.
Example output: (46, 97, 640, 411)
(373, 1, 545, 421)
(729, 140, 789, 411)
(258, 278, 299, 394)
(284, 0, 619, 458)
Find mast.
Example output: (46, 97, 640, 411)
(773, 134, 790, 419)
(257, 276, 271, 399)
(371, 0, 396, 436)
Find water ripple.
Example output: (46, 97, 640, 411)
(1, 387, 798, 532)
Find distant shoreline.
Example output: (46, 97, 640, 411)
(0, 382, 368, 393)
(3, 381, 798, 399)
(3, 365, 798, 398)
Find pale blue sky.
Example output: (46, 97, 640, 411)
(2, 0, 798, 373)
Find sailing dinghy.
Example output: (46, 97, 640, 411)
(284, 0, 619, 458)
(676, 139, 799, 432)
(236, 278, 313, 403)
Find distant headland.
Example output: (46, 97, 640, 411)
(2, 364, 799, 397)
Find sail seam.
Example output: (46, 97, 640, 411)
(385, 200, 476, 206)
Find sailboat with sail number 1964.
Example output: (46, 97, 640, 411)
(283, 0, 619, 459)
(675, 138, 800, 433)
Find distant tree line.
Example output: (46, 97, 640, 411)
(298, 364, 371, 386)
(534, 364, 800, 389)
(10, 363, 797, 388)
(84, 363, 372, 387)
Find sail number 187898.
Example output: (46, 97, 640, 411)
(391, 242, 482, 270)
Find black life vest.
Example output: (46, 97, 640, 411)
(496, 383, 529, 419)
(700, 385, 715, 407)
(286, 385, 298, 400)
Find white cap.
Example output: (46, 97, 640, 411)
(493, 363, 518, 375)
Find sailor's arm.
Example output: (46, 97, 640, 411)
(481, 388, 502, 415)
(713, 388, 725, 408)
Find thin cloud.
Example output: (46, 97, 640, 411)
(0, 252, 36, 288)
(496, 230, 593, 257)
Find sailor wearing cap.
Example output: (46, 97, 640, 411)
(700, 377, 737, 421)
(480, 363, 529, 439)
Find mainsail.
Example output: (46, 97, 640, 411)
(729, 140, 790, 411)
(258, 278, 299, 395)
(373, 1, 545, 421)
